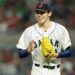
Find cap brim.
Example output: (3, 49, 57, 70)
(35, 9, 47, 12)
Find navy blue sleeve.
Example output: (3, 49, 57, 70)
(57, 46, 72, 58)
(18, 49, 30, 58)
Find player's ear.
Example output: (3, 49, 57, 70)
(48, 11, 52, 17)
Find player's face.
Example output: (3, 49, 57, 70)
(35, 10, 52, 24)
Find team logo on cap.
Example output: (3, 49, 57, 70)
(37, 2, 44, 8)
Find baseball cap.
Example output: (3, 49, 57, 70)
(35, 2, 51, 13)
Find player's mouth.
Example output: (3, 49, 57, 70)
(37, 17, 44, 20)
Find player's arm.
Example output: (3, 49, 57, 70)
(57, 46, 72, 58)
(18, 41, 36, 58)
(58, 26, 72, 58)
(18, 49, 30, 58)
(53, 26, 72, 58)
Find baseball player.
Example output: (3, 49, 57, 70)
(16, 2, 72, 75)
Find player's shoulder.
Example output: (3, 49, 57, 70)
(23, 23, 37, 33)
(25, 23, 37, 31)
(53, 21, 68, 31)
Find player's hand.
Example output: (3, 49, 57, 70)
(53, 53, 59, 58)
(45, 52, 59, 58)
(27, 41, 36, 53)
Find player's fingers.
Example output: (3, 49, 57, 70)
(31, 41, 36, 49)
(46, 53, 53, 58)
(28, 41, 35, 52)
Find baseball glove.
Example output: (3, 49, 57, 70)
(41, 36, 56, 59)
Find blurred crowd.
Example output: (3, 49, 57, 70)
(0, 48, 75, 75)
(0, 0, 75, 75)
(50, 0, 75, 29)
(0, 0, 75, 33)
(0, 0, 32, 33)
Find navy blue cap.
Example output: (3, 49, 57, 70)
(35, 2, 51, 12)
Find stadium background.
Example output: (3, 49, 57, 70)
(0, 0, 75, 75)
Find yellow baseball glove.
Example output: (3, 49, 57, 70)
(41, 36, 56, 59)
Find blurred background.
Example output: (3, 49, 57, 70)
(0, 0, 75, 75)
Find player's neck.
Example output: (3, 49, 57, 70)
(38, 20, 51, 31)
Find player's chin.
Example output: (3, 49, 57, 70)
(38, 20, 45, 24)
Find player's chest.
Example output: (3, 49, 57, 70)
(30, 33, 60, 48)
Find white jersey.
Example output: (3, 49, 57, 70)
(16, 21, 71, 66)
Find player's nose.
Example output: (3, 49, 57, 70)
(37, 15, 42, 18)
(37, 14, 42, 16)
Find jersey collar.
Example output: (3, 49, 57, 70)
(34, 21, 56, 36)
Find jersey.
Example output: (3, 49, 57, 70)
(16, 21, 71, 66)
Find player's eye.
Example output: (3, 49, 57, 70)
(35, 10, 46, 15)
